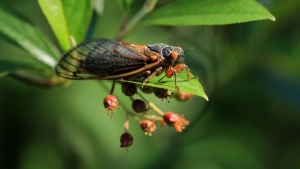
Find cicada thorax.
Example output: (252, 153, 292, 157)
(118, 41, 162, 62)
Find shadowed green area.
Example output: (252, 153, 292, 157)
(1, 0, 300, 169)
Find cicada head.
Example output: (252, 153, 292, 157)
(161, 46, 185, 66)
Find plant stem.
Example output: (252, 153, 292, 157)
(10, 70, 67, 87)
(115, 14, 129, 41)
(148, 102, 165, 116)
(127, 110, 162, 121)
(116, 0, 158, 40)
(110, 81, 116, 94)
(124, 111, 129, 132)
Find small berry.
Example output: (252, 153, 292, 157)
(163, 112, 189, 132)
(140, 86, 153, 94)
(120, 132, 133, 150)
(140, 120, 156, 136)
(103, 95, 118, 118)
(132, 99, 149, 114)
(154, 88, 173, 101)
(174, 91, 193, 102)
(122, 82, 137, 96)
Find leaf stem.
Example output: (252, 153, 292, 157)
(148, 102, 165, 116)
(116, 0, 158, 40)
(110, 81, 116, 94)
(124, 111, 129, 132)
(10, 70, 67, 87)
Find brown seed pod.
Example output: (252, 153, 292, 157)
(140, 86, 154, 94)
(132, 99, 149, 115)
(174, 91, 193, 102)
(121, 82, 137, 96)
(120, 132, 133, 150)
(154, 88, 173, 101)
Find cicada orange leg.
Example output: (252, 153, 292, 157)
(166, 64, 190, 90)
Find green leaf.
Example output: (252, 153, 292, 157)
(62, 0, 93, 43)
(121, 69, 208, 100)
(38, 0, 71, 51)
(143, 0, 276, 26)
(38, 0, 93, 51)
(0, 7, 60, 68)
(0, 59, 34, 77)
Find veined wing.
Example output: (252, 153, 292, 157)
(55, 39, 159, 80)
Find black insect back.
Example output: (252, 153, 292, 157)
(147, 44, 185, 66)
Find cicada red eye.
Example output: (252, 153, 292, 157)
(170, 51, 178, 60)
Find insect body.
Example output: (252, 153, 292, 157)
(55, 38, 190, 90)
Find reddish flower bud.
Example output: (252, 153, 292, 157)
(120, 132, 133, 150)
(154, 88, 173, 101)
(140, 120, 156, 136)
(163, 112, 179, 125)
(174, 91, 193, 102)
(103, 95, 118, 118)
(132, 99, 149, 114)
(122, 82, 137, 96)
(163, 112, 189, 132)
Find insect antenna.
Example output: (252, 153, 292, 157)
(184, 47, 195, 54)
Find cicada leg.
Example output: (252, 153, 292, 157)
(141, 67, 163, 88)
(166, 64, 190, 90)
(184, 64, 190, 81)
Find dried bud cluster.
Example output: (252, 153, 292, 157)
(102, 82, 193, 149)
(103, 94, 118, 118)
(163, 112, 189, 132)
(140, 120, 156, 136)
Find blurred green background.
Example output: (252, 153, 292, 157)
(1, 0, 300, 169)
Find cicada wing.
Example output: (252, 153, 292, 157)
(55, 39, 149, 80)
(55, 39, 107, 79)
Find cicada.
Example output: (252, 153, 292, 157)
(55, 38, 190, 90)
